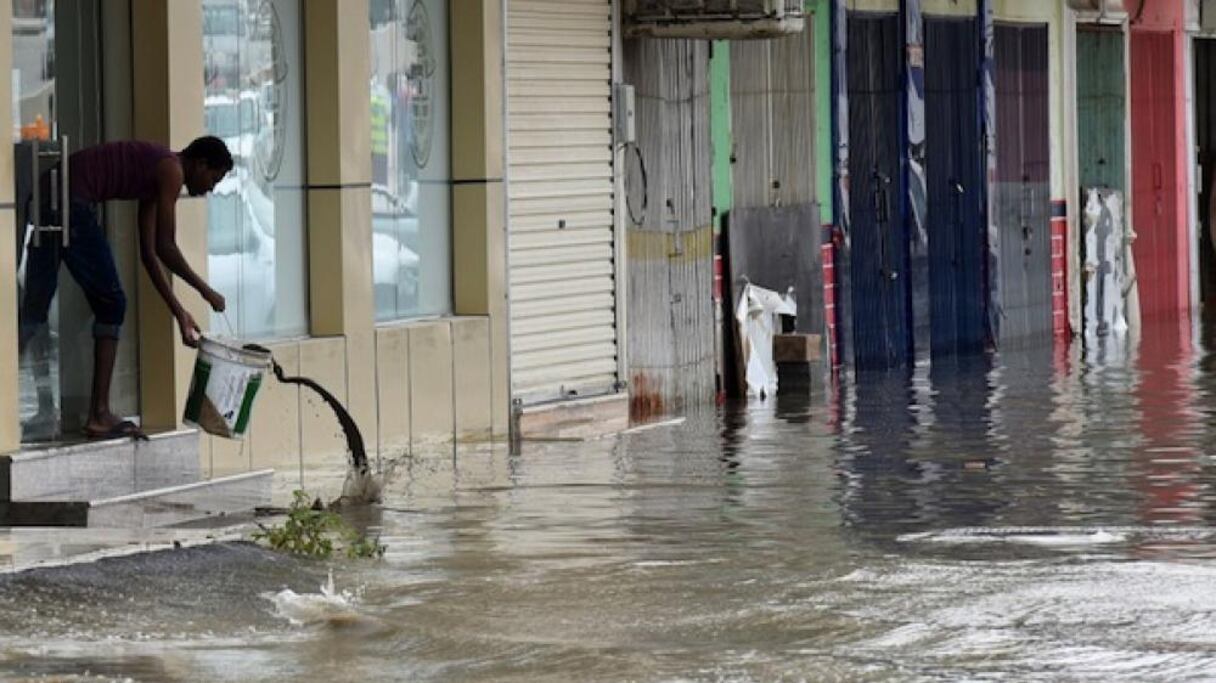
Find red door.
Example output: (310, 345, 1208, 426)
(1130, 31, 1184, 318)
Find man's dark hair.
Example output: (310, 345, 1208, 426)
(181, 135, 234, 173)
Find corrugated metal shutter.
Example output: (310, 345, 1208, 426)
(507, 0, 620, 404)
(730, 22, 818, 210)
(847, 13, 907, 369)
(925, 17, 985, 356)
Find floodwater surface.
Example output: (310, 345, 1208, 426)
(3, 320, 1216, 681)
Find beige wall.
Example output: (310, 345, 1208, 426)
(993, 0, 1053, 23)
(1, 0, 509, 482)
(924, 0, 976, 16)
(846, 0, 898, 13)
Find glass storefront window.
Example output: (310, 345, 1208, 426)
(370, 0, 452, 321)
(203, 0, 308, 339)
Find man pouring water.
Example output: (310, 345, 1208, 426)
(19, 136, 233, 439)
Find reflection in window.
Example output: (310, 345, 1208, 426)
(203, 0, 308, 339)
(370, 0, 452, 321)
(12, 0, 58, 437)
(12, 0, 55, 138)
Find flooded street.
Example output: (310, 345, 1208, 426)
(6, 320, 1216, 681)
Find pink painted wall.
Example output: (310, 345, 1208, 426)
(1129, 0, 1191, 317)
(1129, 0, 1184, 30)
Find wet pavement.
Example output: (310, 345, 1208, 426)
(0, 527, 246, 574)
(4, 318, 1216, 681)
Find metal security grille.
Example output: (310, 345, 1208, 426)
(847, 13, 906, 370)
(507, 0, 620, 405)
(926, 17, 986, 356)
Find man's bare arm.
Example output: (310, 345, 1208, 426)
(138, 197, 199, 346)
(138, 198, 184, 317)
(151, 158, 212, 298)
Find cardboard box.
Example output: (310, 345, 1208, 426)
(772, 333, 822, 363)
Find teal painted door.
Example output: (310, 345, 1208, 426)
(1077, 28, 1126, 193)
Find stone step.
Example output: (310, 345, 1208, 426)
(87, 469, 274, 528)
(0, 469, 274, 528)
(0, 429, 201, 503)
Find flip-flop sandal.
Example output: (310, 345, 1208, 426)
(84, 420, 148, 442)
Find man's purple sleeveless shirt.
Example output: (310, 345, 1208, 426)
(70, 140, 177, 203)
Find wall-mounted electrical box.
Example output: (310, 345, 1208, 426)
(614, 83, 636, 145)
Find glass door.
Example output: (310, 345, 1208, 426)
(13, 0, 116, 443)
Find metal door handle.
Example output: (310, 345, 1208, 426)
(874, 169, 891, 224)
(30, 139, 40, 247)
(30, 136, 69, 248)
(60, 135, 69, 247)
(1021, 181, 1032, 241)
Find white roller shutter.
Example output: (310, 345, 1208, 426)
(507, 0, 620, 404)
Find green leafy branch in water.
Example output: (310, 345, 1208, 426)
(253, 490, 386, 559)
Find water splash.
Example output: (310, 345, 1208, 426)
(264, 569, 360, 626)
(339, 467, 384, 506)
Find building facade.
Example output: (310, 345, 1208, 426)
(4, 0, 1216, 497)
(1, 0, 510, 497)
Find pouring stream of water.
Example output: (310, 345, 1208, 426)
(242, 344, 379, 503)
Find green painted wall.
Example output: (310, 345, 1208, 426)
(710, 40, 733, 236)
(710, 4, 832, 231)
(1077, 29, 1126, 193)
(811, 0, 833, 227)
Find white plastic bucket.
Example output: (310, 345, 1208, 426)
(182, 336, 272, 439)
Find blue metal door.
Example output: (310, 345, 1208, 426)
(926, 17, 986, 356)
(848, 13, 906, 369)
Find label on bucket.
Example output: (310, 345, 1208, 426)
(183, 340, 268, 439)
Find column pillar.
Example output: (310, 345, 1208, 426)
(0, 2, 18, 452)
(452, 0, 509, 437)
(130, 0, 207, 431)
(303, 0, 376, 434)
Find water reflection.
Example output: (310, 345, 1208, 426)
(1132, 319, 1206, 528)
(837, 355, 1012, 533)
(6, 319, 1216, 679)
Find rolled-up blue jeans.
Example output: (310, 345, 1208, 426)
(19, 201, 127, 345)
